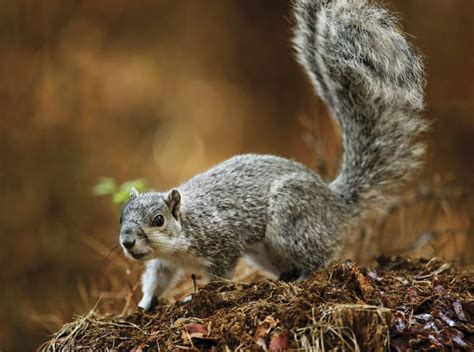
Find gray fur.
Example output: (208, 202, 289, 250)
(119, 0, 427, 310)
(293, 0, 427, 209)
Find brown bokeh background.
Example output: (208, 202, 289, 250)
(0, 0, 473, 350)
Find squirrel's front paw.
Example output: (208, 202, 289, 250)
(138, 295, 159, 312)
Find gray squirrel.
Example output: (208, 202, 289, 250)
(119, 0, 427, 311)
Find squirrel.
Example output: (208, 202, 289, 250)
(119, 0, 427, 311)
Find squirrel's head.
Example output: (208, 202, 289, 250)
(119, 187, 184, 261)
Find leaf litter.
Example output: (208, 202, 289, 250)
(40, 256, 473, 351)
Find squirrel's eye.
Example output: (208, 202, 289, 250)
(119, 215, 123, 225)
(152, 215, 165, 227)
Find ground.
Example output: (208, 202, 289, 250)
(41, 257, 473, 351)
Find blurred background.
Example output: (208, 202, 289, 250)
(0, 0, 473, 350)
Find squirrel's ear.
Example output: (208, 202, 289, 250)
(166, 188, 181, 220)
(129, 186, 140, 200)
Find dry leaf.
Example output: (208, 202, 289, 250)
(254, 315, 278, 350)
(269, 331, 290, 351)
(185, 323, 209, 338)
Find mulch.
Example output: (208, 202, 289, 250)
(41, 256, 474, 351)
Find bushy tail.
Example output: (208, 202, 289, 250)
(293, 0, 428, 212)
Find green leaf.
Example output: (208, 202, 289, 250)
(93, 177, 117, 195)
(112, 191, 130, 204)
(93, 177, 149, 205)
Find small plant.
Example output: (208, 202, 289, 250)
(93, 177, 148, 205)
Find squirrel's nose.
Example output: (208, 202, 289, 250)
(122, 239, 136, 249)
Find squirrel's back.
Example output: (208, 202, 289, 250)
(179, 153, 319, 204)
(293, 0, 427, 213)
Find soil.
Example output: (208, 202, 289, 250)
(41, 256, 474, 351)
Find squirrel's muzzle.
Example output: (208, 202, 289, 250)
(121, 238, 135, 249)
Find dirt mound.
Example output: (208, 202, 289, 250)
(41, 257, 473, 351)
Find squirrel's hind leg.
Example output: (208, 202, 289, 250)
(265, 173, 347, 277)
(207, 254, 240, 282)
(244, 242, 293, 279)
(245, 242, 311, 282)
